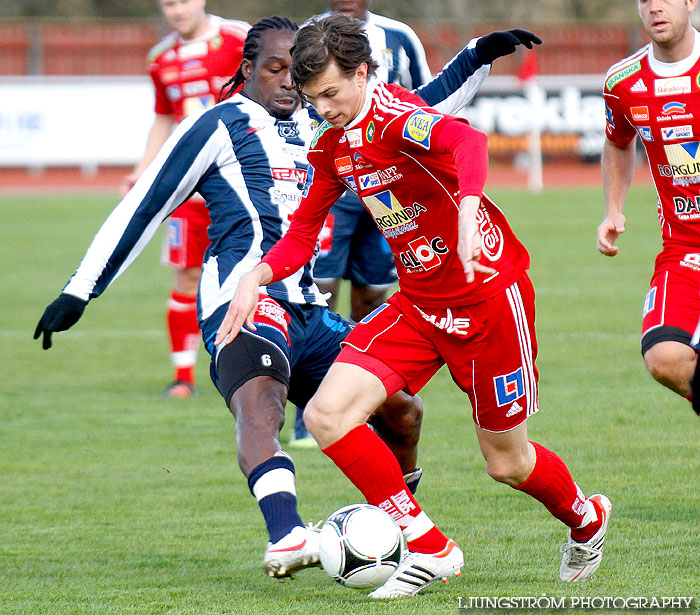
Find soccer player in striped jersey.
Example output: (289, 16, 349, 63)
(122, 0, 249, 398)
(34, 16, 519, 579)
(600, 0, 700, 416)
(220, 14, 611, 597)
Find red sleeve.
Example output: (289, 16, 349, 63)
(431, 117, 488, 199)
(262, 156, 347, 283)
(603, 92, 637, 148)
(150, 62, 173, 116)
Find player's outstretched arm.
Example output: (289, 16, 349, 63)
(214, 263, 273, 346)
(599, 139, 635, 256)
(33, 293, 88, 350)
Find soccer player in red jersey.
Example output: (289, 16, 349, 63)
(600, 0, 700, 414)
(217, 14, 612, 597)
(122, 0, 248, 397)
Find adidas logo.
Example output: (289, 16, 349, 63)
(630, 79, 647, 93)
(506, 401, 523, 417)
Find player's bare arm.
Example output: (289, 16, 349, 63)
(598, 138, 635, 256)
(214, 263, 273, 346)
(457, 195, 496, 283)
(121, 113, 175, 196)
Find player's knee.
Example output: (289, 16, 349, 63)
(389, 394, 423, 443)
(643, 343, 686, 387)
(484, 453, 530, 487)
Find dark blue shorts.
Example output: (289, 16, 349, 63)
(201, 299, 351, 408)
(313, 191, 397, 287)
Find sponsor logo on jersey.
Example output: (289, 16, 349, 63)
(246, 125, 265, 134)
(643, 286, 656, 316)
(310, 121, 331, 149)
(475, 205, 504, 261)
(361, 190, 427, 237)
(662, 125, 693, 141)
(334, 156, 353, 175)
(377, 166, 403, 186)
(359, 172, 381, 189)
(658, 141, 700, 185)
(366, 121, 375, 143)
(271, 168, 308, 183)
(605, 61, 641, 91)
(161, 67, 180, 84)
(680, 253, 700, 271)
(182, 60, 202, 70)
(655, 76, 691, 96)
(343, 176, 358, 192)
(353, 152, 372, 169)
(183, 95, 214, 116)
(630, 106, 649, 122)
(662, 101, 687, 115)
(178, 40, 208, 60)
(277, 121, 299, 139)
(494, 367, 525, 407)
(672, 195, 700, 219)
(414, 306, 470, 336)
(166, 85, 181, 101)
(637, 126, 653, 142)
(346, 129, 363, 148)
(630, 78, 647, 93)
(403, 110, 442, 149)
(183, 80, 209, 96)
(399, 236, 448, 271)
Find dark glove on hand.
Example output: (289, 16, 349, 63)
(33, 293, 88, 350)
(474, 29, 542, 66)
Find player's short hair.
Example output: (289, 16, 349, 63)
(290, 13, 379, 96)
(219, 16, 299, 102)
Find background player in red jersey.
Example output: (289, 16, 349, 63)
(218, 14, 611, 598)
(121, 0, 248, 397)
(599, 0, 700, 414)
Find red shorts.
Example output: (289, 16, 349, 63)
(641, 259, 700, 342)
(337, 274, 540, 432)
(162, 197, 210, 269)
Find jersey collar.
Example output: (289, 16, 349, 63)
(648, 28, 700, 77)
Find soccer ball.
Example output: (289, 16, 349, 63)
(318, 503, 404, 589)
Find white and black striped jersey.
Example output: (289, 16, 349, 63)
(62, 41, 490, 328)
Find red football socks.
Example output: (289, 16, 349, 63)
(516, 442, 601, 535)
(167, 291, 199, 383)
(322, 424, 448, 553)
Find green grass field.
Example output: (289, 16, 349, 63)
(2, 186, 698, 614)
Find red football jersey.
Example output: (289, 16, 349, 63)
(604, 32, 700, 264)
(263, 81, 530, 308)
(148, 15, 249, 124)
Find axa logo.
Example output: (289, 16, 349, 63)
(399, 236, 448, 271)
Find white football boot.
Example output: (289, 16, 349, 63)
(369, 539, 464, 599)
(559, 494, 612, 582)
(263, 523, 320, 578)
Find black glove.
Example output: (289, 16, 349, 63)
(33, 293, 88, 350)
(474, 29, 542, 66)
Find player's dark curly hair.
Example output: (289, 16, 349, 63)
(218, 16, 299, 102)
(290, 14, 378, 97)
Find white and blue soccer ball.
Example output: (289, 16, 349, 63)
(318, 503, 404, 589)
